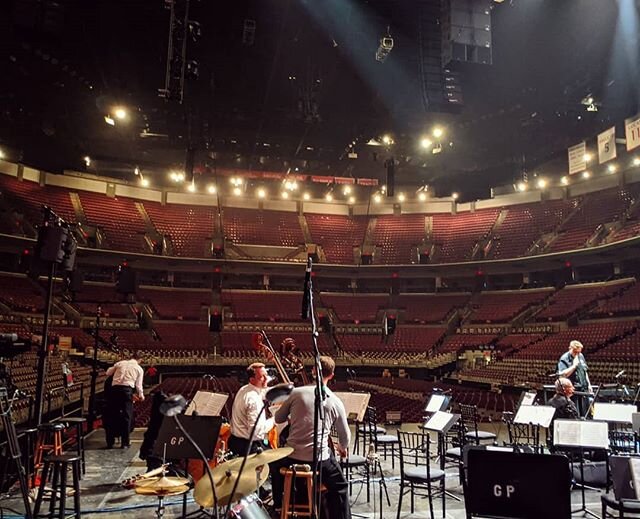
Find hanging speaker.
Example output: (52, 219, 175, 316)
(385, 158, 395, 197)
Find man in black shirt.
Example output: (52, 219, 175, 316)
(549, 377, 580, 421)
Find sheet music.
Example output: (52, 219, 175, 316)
(521, 391, 537, 407)
(423, 411, 457, 433)
(334, 392, 371, 422)
(553, 419, 609, 449)
(425, 394, 447, 413)
(514, 405, 556, 428)
(185, 391, 228, 416)
(593, 403, 637, 423)
(630, 458, 640, 500)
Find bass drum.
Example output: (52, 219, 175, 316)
(227, 494, 270, 519)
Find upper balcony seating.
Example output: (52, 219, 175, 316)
(487, 199, 577, 259)
(222, 290, 304, 322)
(0, 274, 46, 313)
(391, 326, 446, 351)
(222, 207, 304, 248)
(371, 214, 426, 264)
(320, 293, 389, 323)
(469, 290, 549, 323)
(590, 282, 640, 317)
(70, 283, 133, 318)
(220, 330, 332, 353)
(305, 213, 368, 264)
(535, 281, 631, 321)
(397, 293, 470, 323)
(152, 322, 212, 350)
(439, 333, 498, 353)
(78, 192, 148, 253)
(139, 287, 209, 320)
(432, 208, 500, 263)
(144, 201, 219, 257)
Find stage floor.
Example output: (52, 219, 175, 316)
(3, 425, 608, 518)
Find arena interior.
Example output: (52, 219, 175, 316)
(1, 1, 640, 518)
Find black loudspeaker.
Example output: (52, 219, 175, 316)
(116, 264, 137, 294)
(384, 314, 397, 335)
(319, 313, 332, 332)
(385, 158, 395, 197)
(185, 147, 195, 181)
(36, 225, 68, 263)
(361, 253, 372, 265)
(208, 308, 222, 332)
(67, 270, 84, 293)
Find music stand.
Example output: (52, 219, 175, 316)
(554, 419, 609, 518)
(592, 403, 636, 424)
(424, 393, 451, 414)
(423, 411, 461, 502)
(512, 405, 555, 452)
(465, 448, 571, 519)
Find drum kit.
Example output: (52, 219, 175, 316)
(133, 447, 294, 518)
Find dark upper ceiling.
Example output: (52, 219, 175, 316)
(0, 0, 637, 199)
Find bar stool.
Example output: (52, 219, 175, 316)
(60, 417, 87, 475)
(33, 422, 67, 487)
(33, 453, 82, 519)
(280, 467, 326, 519)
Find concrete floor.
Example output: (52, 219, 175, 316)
(0, 424, 609, 518)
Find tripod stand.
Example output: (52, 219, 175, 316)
(0, 388, 33, 519)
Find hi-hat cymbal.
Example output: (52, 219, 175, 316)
(135, 476, 190, 491)
(194, 462, 269, 507)
(135, 484, 190, 496)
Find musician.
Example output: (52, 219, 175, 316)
(229, 362, 274, 455)
(105, 351, 144, 449)
(271, 356, 351, 519)
(557, 340, 592, 416)
(548, 377, 580, 421)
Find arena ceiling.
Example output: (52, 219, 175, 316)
(0, 0, 638, 199)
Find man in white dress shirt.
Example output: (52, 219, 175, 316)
(105, 352, 144, 448)
(229, 362, 274, 455)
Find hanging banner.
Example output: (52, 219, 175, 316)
(597, 126, 616, 164)
(625, 114, 640, 151)
(568, 141, 586, 175)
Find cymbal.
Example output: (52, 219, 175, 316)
(247, 446, 293, 466)
(135, 475, 190, 491)
(135, 484, 190, 496)
(194, 461, 269, 507)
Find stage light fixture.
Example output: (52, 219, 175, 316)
(381, 185, 387, 193)
(114, 107, 127, 120)
(104, 115, 115, 126)
(584, 153, 593, 163)
(420, 137, 432, 149)
(375, 32, 394, 62)
(187, 182, 196, 193)
(0, 149, 5, 159)
(634, 157, 640, 167)
(582, 171, 591, 179)
(303, 192, 311, 200)
(451, 192, 459, 200)
(281, 191, 289, 199)
(207, 184, 217, 194)
(134, 166, 140, 176)
(536, 178, 547, 189)
(233, 187, 242, 196)
(432, 127, 444, 139)
(418, 192, 427, 201)
(607, 164, 617, 174)
(382, 134, 394, 146)
(257, 188, 266, 199)
(83, 156, 91, 167)
(398, 193, 406, 202)
(517, 182, 527, 192)
(348, 196, 356, 204)
(561, 176, 569, 185)
(373, 194, 382, 203)
(140, 178, 149, 188)
(325, 193, 333, 202)
(343, 186, 352, 195)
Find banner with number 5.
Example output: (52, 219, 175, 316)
(598, 126, 616, 164)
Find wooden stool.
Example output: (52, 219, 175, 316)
(280, 467, 327, 519)
(33, 453, 82, 519)
(33, 423, 66, 488)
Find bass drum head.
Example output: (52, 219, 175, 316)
(227, 494, 270, 519)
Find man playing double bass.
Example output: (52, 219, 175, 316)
(228, 362, 274, 456)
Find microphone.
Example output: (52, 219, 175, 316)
(159, 394, 188, 416)
(614, 370, 625, 379)
(301, 257, 312, 320)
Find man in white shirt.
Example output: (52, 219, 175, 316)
(105, 352, 144, 449)
(229, 362, 274, 456)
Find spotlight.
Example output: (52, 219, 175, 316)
(83, 156, 91, 167)
(303, 192, 311, 201)
(233, 187, 242, 196)
(230, 177, 243, 187)
(257, 188, 266, 199)
(343, 186, 352, 195)
(607, 164, 617, 174)
(584, 153, 593, 163)
(375, 33, 394, 62)
(634, 157, 640, 167)
(187, 182, 196, 193)
(325, 193, 333, 202)
(207, 184, 217, 194)
(451, 192, 459, 200)
(420, 138, 432, 149)
(418, 192, 427, 201)
(134, 166, 140, 176)
(348, 196, 356, 204)
(582, 171, 591, 179)
(517, 181, 527, 192)
(560, 176, 569, 185)
(104, 115, 115, 126)
(373, 194, 382, 203)
(114, 107, 127, 120)
(381, 185, 387, 193)
(382, 134, 393, 146)
(536, 178, 547, 189)
(140, 178, 149, 188)
(432, 127, 444, 139)
(281, 191, 289, 199)
(0, 149, 5, 159)
(398, 193, 406, 202)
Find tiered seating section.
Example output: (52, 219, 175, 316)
(398, 293, 469, 323)
(469, 290, 550, 323)
(371, 214, 426, 264)
(221, 290, 304, 321)
(305, 213, 368, 264)
(431, 209, 499, 262)
(71, 283, 133, 318)
(320, 293, 389, 323)
(139, 287, 209, 320)
(0, 274, 46, 313)
(222, 207, 304, 247)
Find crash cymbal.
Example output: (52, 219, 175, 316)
(194, 461, 269, 507)
(135, 484, 190, 496)
(246, 446, 293, 466)
(135, 475, 190, 491)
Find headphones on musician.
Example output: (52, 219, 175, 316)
(555, 377, 572, 397)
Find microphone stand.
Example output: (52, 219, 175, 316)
(302, 258, 325, 519)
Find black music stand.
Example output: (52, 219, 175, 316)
(154, 415, 222, 519)
(422, 410, 462, 502)
(465, 448, 571, 519)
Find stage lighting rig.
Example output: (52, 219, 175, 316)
(376, 27, 394, 62)
(581, 94, 600, 112)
